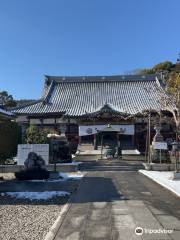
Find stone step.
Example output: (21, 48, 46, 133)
(80, 165, 144, 171)
(81, 162, 143, 167)
(81, 168, 143, 171)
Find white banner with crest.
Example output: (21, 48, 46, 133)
(79, 125, 134, 136)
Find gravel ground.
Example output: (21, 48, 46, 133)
(0, 195, 69, 240)
(0, 172, 81, 240)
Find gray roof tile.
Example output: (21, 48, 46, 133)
(0, 107, 14, 117)
(13, 75, 169, 117)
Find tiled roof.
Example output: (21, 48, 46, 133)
(0, 107, 14, 118)
(12, 75, 169, 117)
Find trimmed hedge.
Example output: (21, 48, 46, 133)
(0, 121, 21, 163)
(15, 168, 49, 180)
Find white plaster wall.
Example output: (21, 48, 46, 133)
(29, 119, 42, 124)
(16, 116, 28, 123)
(17, 144, 49, 165)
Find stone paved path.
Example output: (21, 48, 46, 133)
(54, 171, 180, 240)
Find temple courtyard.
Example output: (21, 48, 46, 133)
(1, 161, 179, 240)
(51, 167, 180, 240)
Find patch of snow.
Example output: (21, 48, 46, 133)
(139, 170, 180, 197)
(122, 149, 140, 155)
(56, 161, 82, 166)
(59, 172, 84, 180)
(0, 191, 70, 200)
(27, 179, 47, 182)
(27, 171, 84, 182)
(27, 179, 65, 182)
(48, 161, 82, 166)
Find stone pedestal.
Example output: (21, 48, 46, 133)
(172, 172, 180, 180)
(153, 125, 163, 142)
(150, 146, 170, 163)
(151, 125, 170, 163)
(48, 132, 72, 164)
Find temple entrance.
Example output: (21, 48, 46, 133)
(95, 125, 119, 159)
(79, 124, 137, 158)
(97, 132, 117, 149)
(97, 133, 134, 150)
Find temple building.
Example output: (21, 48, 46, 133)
(0, 107, 14, 121)
(13, 75, 175, 153)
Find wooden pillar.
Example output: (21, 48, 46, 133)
(93, 118, 97, 150)
(132, 119, 135, 147)
(94, 134, 97, 150)
(54, 118, 57, 132)
(132, 134, 135, 146)
(40, 118, 44, 129)
(67, 118, 70, 140)
(79, 136, 81, 145)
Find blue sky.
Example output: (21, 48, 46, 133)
(0, 0, 180, 99)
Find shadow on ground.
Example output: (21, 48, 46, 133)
(1, 171, 180, 223)
(111, 171, 180, 220)
(0, 179, 80, 205)
(0, 176, 122, 205)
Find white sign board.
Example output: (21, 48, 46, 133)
(79, 125, 134, 136)
(152, 142, 167, 150)
(17, 144, 49, 165)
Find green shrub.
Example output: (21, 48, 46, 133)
(26, 125, 50, 144)
(0, 121, 21, 163)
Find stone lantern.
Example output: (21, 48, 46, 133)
(150, 124, 170, 163)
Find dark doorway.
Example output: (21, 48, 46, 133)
(118, 134, 134, 150)
(97, 132, 117, 148)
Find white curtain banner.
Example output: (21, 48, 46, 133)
(79, 125, 134, 136)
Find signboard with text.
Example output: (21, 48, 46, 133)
(152, 142, 167, 150)
(79, 125, 134, 136)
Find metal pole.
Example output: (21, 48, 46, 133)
(54, 160, 57, 172)
(175, 73, 180, 172)
(148, 110, 151, 164)
(178, 144, 179, 173)
(101, 134, 103, 159)
(159, 109, 162, 164)
(145, 122, 148, 162)
(175, 121, 178, 173)
(160, 149, 162, 164)
(175, 150, 178, 172)
(53, 140, 57, 172)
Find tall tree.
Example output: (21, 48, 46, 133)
(0, 91, 17, 108)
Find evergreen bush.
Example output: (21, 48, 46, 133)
(26, 125, 50, 144)
(0, 121, 21, 163)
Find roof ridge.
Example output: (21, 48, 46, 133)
(44, 74, 157, 83)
